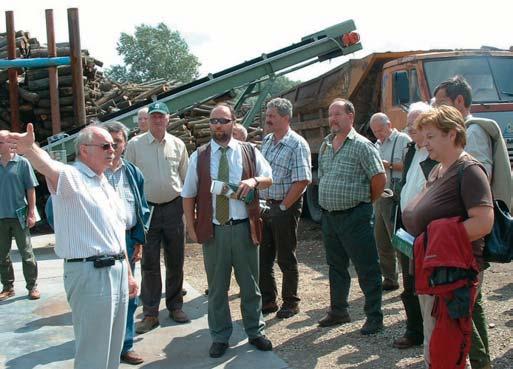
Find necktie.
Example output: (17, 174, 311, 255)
(216, 147, 229, 224)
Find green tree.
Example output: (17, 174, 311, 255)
(105, 23, 201, 84)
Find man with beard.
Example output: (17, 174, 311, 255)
(7, 124, 138, 369)
(317, 98, 386, 335)
(126, 101, 190, 332)
(182, 103, 273, 358)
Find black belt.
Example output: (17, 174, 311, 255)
(148, 197, 179, 207)
(215, 218, 249, 226)
(65, 253, 125, 263)
(266, 199, 283, 205)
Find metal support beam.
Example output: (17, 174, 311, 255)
(67, 8, 86, 126)
(6, 11, 20, 132)
(242, 77, 275, 128)
(0, 56, 70, 68)
(46, 9, 62, 135)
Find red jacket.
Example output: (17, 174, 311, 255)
(414, 217, 478, 369)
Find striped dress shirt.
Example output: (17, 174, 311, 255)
(48, 161, 127, 259)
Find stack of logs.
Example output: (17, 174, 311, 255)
(0, 30, 264, 152)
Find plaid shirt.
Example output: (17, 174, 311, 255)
(318, 129, 385, 211)
(260, 129, 312, 200)
(105, 163, 137, 229)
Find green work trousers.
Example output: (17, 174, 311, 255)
(321, 203, 383, 321)
(0, 218, 38, 290)
(203, 221, 265, 344)
(470, 288, 490, 369)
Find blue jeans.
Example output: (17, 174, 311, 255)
(122, 235, 138, 354)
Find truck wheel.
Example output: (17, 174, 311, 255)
(305, 183, 322, 223)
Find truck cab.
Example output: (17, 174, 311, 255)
(381, 50, 513, 164)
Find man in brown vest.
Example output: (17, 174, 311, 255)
(182, 104, 273, 358)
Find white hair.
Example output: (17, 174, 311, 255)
(370, 112, 390, 126)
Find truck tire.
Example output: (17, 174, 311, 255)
(305, 183, 322, 223)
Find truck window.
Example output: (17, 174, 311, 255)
(393, 71, 409, 106)
(410, 69, 421, 102)
(424, 57, 501, 102)
(489, 57, 513, 102)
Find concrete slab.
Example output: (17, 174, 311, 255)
(0, 234, 288, 369)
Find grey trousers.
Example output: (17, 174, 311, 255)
(203, 221, 265, 343)
(373, 197, 399, 284)
(64, 259, 128, 369)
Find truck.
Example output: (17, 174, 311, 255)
(279, 49, 513, 222)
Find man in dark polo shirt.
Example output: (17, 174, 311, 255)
(317, 99, 386, 335)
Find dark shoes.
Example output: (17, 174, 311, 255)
(392, 335, 423, 349)
(382, 279, 400, 291)
(360, 319, 384, 335)
(170, 309, 190, 323)
(318, 312, 351, 327)
(120, 351, 144, 365)
(276, 305, 299, 319)
(28, 288, 40, 300)
(249, 335, 273, 351)
(209, 342, 229, 358)
(135, 316, 159, 334)
(0, 287, 15, 301)
(262, 302, 279, 314)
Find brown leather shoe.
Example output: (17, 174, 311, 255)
(120, 351, 144, 365)
(392, 335, 422, 349)
(28, 288, 40, 300)
(0, 287, 15, 301)
(170, 309, 190, 323)
(318, 312, 351, 327)
(135, 316, 159, 334)
(276, 305, 300, 319)
(262, 302, 278, 314)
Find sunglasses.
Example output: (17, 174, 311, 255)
(209, 118, 232, 125)
(84, 143, 118, 150)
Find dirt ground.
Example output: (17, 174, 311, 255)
(183, 218, 513, 369)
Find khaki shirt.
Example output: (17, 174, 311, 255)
(125, 131, 189, 204)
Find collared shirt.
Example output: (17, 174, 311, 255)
(48, 161, 126, 259)
(259, 129, 311, 200)
(105, 162, 137, 230)
(465, 118, 493, 177)
(0, 154, 39, 219)
(181, 139, 272, 224)
(318, 128, 385, 211)
(400, 146, 429, 211)
(375, 129, 411, 186)
(125, 131, 189, 204)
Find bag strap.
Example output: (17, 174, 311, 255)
(389, 134, 400, 179)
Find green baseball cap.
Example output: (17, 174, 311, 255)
(148, 101, 170, 115)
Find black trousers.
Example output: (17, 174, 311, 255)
(259, 198, 302, 307)
(399, 252, 423, 342)
(141, 198, 185, 316)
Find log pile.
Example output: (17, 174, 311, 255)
(0, 30, 264, 151)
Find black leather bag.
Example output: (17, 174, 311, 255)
(458, 165, 513, 263)
(483, 199, 513, 263)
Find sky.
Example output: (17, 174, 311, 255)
(2, 0, 512, 83)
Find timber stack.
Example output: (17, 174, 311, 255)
(0, 30, 263, 152)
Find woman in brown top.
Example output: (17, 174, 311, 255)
(402, 106, 494, 368)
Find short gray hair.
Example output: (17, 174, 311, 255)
(266, 98, 293, 119)
(138, 107, 148, 117)
(99, 121, 129, 142)
(370, 112, 391, 126)
(407, 102, 432, 127)
(75, 126, 98, 158)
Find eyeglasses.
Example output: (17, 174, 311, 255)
(209, 118, 232, 125)
(84, 143, 118, 150)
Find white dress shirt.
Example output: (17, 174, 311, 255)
(181, 139, 272, 224)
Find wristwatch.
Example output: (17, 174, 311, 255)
(279, 203, 287, 211)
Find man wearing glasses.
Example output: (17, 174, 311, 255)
(182, 103, 273, 358)
(125, 101, 190, 333)
(7, 124, 138, 369)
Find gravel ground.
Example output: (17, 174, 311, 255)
(184, 218, 513, 369)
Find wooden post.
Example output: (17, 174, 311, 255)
(46, 9, 62, 135)
(67, 8, 86, 126)
(6, 11, 20, 132)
